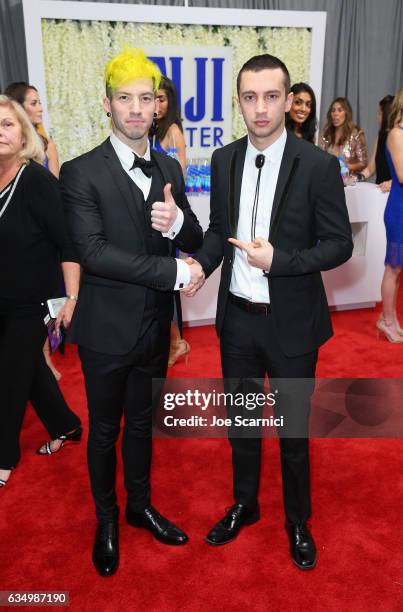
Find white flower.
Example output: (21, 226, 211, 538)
(42, 20, 312, 163)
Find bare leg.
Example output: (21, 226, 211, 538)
(43, 338, 62, 381)
(377, 265, 403, 342)
(393, 276, 402, 332)
(168, 322, 190, 366)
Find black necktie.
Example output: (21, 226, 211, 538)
(130, 153, 153, 178)
(251, 154, 265, 241)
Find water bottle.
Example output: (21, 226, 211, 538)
(202, 159, 211, 194)
(167, 133, 179, 163)
(193, 159, 203, 196)
(186, 159, 195, 194)
(338, 155, 349, 186)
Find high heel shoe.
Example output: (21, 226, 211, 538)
(168, 339, 190, 367)
(394, 319, 403, 335)
(376, 317, 403, 343)
(35, 426, 83, 455)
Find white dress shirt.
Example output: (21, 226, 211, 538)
(230, 128, 287, 303)
(110, 133, 190, 288)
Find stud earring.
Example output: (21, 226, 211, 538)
(106, 112, 111, 117)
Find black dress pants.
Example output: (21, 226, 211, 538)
(0, 302, 81, 469)
(220, 299, 318, 525)
(78, 318, 170, 523)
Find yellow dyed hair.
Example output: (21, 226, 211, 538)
(104, 47, 162, 98)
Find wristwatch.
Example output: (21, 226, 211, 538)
(66, 295, 79, 301)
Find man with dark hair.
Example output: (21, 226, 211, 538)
(236, 53, 291, 95)
(185, 54, 353, 569)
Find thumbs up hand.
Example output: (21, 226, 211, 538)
(151, 183, 178, 233)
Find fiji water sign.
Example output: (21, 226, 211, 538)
(145, 45, 233, 158)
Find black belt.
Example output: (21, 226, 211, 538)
(229, 293, 271, 315)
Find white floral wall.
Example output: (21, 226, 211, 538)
(41, 20, 311, 164)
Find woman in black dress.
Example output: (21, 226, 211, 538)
(0, 95, 82, 488)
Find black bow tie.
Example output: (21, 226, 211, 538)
(130, 153, 153, 178)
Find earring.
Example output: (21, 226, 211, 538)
(151, 112, 158, 134)
(106, 112, 111, 117)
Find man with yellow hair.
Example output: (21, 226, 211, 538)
(61, 48, 203, 577)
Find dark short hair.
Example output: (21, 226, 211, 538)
(237, 54, 291, 96)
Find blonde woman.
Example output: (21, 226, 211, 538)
(5, 82, 62, 377)
(0, 96, 81, 488)
(4, 82, 59, 176)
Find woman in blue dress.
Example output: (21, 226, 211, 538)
(151, 77, 189, 365)
(377, 89, 403, 342)
(153, 77, 187, 174)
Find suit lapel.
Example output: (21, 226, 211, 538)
(101, 138, 145, 229)
(228, 136, 247, 237)
(150, 149, 170, 187)
(269, 131, 301, 241)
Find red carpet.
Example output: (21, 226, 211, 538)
(1, 297, 403, 611)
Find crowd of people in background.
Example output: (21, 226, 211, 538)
(0, 70, 402, 495)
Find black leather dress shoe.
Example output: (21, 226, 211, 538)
(205, 503, 260, 546)
(126, 505, 188, 545)
(286, 522, 317, 570)
(92, 521, 119, 577)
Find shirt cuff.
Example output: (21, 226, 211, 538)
(174, 258, 191, 290)
(162, 207, 184, 240)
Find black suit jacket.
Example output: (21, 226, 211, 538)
(60, 138, 203, 355)
(195, 130, 353, 357)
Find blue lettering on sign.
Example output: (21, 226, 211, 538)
(186, 126, 197, 147)
(200, 127, 210, 147)
(148, 56, 166, 76)
(170, 57, 183, 110)
(148, 55, 226, 147)
(184, 126, 224, 147)
(184, 57, 207, 121)
(211, 58, 224, 121)
(213, 127, 224, 146)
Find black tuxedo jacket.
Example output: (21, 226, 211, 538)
(195, 130, 353, 357)
(60, 138, 203, 355)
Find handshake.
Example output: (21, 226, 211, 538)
(182, 257, 205, 297)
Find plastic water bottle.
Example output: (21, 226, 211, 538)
(202, 159, 211, 194)
(194, 160, 203, 195)
(338, 155, 349, 186)
(167, 147, 179, 163)
(185, 160, 195, 194)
